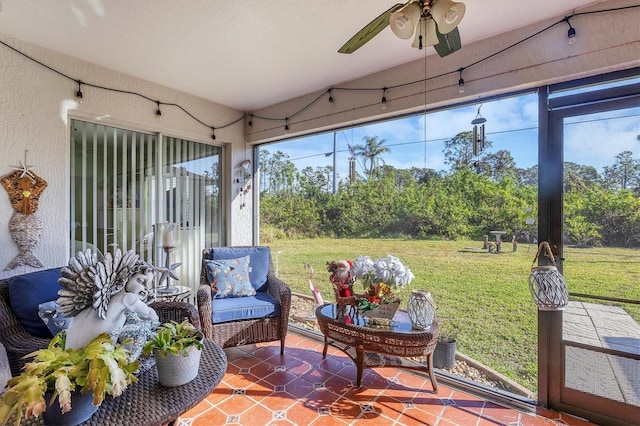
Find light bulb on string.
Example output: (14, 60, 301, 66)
(247, 114, 253, 127)
(155, 101, 162, 119)
(458, 69, 465, 94)
(75, 80, 83, 103)
(328, 89, 334, 104)
(381, 87, 387, 110)
(284, 118, 289, 133)
(211, 127, 216, 140)
(564, 16, 577, 45)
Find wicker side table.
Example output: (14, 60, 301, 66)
(316, 304, 439, 392)
(23, 339, 227, 426)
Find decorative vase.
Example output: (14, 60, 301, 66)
(433, 339, 456, 369)
(406, 290, 436, 330)
(361, 300, 400, 320)
(42, 390, 99, 426)
(154, 345, 202, 387)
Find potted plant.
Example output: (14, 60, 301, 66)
(0, 332, 138, 426)
(433, 318, 460, 369)
(350, 254, 415, 319)
(142, 320, 204, 387)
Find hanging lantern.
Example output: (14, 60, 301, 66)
(407, 290, 437, 329)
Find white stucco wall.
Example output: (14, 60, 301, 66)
(0, 35, 249, 279)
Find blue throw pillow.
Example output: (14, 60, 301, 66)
(38, 300, 71, 336)
(9, 268, 62, 338)
(211, 246, 270, 292)
(204, 256, 256, 299)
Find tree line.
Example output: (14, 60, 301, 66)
(259, 133, 640, 247)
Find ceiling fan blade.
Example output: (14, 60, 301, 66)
(433, 26, 461, 57)
(338, 3, 405, 54)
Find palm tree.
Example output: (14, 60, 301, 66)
(351, 136, 389, 177)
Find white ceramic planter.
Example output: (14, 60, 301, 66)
(154, 345, 202, 387)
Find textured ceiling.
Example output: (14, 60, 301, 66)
(0, 0, 601, 111)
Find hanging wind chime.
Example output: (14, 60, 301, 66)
(471, 103, 487, 170)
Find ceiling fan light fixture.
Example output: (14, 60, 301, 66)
(412, 17, 438, 48)
(430, 0, 466, 35)
(390, 1, 422, 39)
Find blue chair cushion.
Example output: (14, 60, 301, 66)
(210, 247, 270, 292)
(204, 256, 256, 299)
(38, 300, 71, 336)
(211, 292, 281, 324)
(9, 267, 62, 338)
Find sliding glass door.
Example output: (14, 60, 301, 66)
(70, 120, 222, 296)
(544, 78, 640, 425)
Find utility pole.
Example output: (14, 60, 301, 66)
(332, 131, 337, 193)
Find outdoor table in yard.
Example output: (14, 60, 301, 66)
(23, 339, 227, 426)
(315, 303, 440, 392)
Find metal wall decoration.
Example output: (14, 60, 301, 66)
(1, 153, 48, 270)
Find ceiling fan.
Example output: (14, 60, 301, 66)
(338, 0, 466, 57)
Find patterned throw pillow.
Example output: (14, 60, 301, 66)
(204, 255, 255, 299)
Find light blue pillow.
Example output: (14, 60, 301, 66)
(211, 246, 270, 292)
(37, 300, 71, 336)
(204, 256, 255, 299)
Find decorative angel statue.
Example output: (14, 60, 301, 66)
(57, 249, 159, 350)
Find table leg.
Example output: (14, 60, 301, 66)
(355, 344, 365, 387)
(322, 335, 329, 359)
(427, 351, 438, 393)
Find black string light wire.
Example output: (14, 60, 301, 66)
(0, 4, 635, 134)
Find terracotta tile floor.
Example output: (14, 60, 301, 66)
(177, 331, 596, 426)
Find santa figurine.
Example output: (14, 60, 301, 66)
(330, 260, 353, 298)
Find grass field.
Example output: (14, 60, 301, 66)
(267, 238, 640, 392)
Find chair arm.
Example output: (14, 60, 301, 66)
(266, 272, 291, 326)
(266, 272, 291, 303)
(196, 284, 214, 340)
(150, 301, 201, 330)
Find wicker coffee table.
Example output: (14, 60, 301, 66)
(315, 304, 439, 392)
(24, 339, 227, 426)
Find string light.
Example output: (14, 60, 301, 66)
(75, 80, 83, 103)
(0, 5, 631, 134)
(211, 127, 216, 140)
(563, 16, 577, 45)
(381, 87, 387, 110)
(284, 118, 289, 132)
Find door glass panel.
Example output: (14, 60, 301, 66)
(159, 136, 221, 293)
(70, 121, 222, 299)
(562, 107, 640, 407)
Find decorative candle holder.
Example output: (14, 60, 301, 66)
(155, 223, 182, 294)
(407, 290, 437, 330)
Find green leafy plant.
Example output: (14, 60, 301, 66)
(143, 320, 204, 357)
(0, 332, 138, 426)
(437, 317, 460, 343)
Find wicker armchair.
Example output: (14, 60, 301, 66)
(0, 279, 50, 376)
(0, 278, 200, 376)
(197, 246, 291, 354)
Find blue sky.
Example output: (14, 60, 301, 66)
(260, 91, 639, 185)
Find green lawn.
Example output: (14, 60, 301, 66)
(267, 238, 640, 392)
